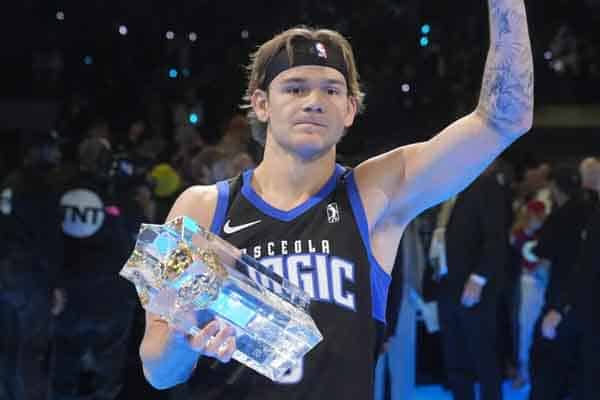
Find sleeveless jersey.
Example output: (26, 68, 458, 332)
(194, 164, 391, 400)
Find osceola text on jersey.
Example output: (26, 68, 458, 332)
(240, 239, 356, 311)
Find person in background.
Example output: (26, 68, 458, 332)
(52, 137, 137, 400)
(0, 131, 66, 400)
(509, 200, 548, 389)
(437, 164, 510, 400)
(528, 163, 595, 400)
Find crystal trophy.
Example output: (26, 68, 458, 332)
(119, 216, 323, 381)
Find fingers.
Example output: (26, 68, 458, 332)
(216, 336, 236, 363)
(187, 321, 236, 362)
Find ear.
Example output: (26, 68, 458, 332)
(343, 96, 358, 128)
(251, 89, 269, 123)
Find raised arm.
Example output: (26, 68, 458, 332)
(356, 0, 533, 225)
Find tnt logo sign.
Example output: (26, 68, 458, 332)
(315, 42, 328, 59)
(326, 202, 340, 223)
(60, 189, 105, 238)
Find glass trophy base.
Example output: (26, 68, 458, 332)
(120, 216, 323, 381)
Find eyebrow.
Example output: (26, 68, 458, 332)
(279, 77, 346, 86)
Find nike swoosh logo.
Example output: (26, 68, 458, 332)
(223, 219, 261, 235)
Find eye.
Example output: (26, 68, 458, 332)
(285, 86, 305, 95)
(326, 87, 340, 95)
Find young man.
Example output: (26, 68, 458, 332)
(140, 1, 533, 398)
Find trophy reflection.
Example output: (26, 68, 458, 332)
(119, 216, 323, 381)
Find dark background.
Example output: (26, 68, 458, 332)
(1, 0, 599, 173)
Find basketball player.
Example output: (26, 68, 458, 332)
(140, 1, 533, 398)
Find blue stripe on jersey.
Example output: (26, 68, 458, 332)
(345, 171, 391, 324)
(240, 164, 345, 222)
(210, 180, 230, 234)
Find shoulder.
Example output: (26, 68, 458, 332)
(166, 184, 219, 229)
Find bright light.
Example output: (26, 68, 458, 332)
(83, 56, 93, 65)
(118, 25, 128, 36)
(241, 30, 249, 39)
(420, 36, 429, 47)
(166, 31, 175, 40)
(168, 68, 178, 78)
(189, 113, 199, 124)
(56, 11, 65, 21)
(421, 24, 431, 34)
(401, 83, 410, 93)
(544, 51, 553, 60)
(188, 32, 197, 42)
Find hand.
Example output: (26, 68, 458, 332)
(185, 320, 237, 363)
(541, 310, 562, 340)
(461, 278, 483, 308)
(51, 288, 67, 316)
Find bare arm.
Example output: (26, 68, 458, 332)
(356, 0, 533, 226)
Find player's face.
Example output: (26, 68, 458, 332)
(253, 66, 357, 160)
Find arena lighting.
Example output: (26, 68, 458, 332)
(420, 36, 429, 47)
(421, 24, 431, 34)
(83, 56, 93, 65)
(188, 32, 198, 42)
(401, 83, 410, 93)
(56, 11, 65, 21)
(166, 31, 175, 40)
(241, 30, 249, 39)
(544, 50, 553, 60)
(189, 113, 199, 124)
(118, 25, 128, 36)
(168, 68, 178, 78)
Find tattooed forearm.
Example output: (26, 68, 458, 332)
(477, 0, 534, 137)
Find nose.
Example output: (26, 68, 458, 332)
(302, 91, 325, 114)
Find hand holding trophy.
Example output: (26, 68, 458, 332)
(120, 216, 322, 381)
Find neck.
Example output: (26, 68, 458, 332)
(252, 137, 337, 211)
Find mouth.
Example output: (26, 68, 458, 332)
(294, 121, 327, 128)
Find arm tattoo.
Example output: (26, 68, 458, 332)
(477, 0, 534, 136)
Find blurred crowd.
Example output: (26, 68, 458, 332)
(0, 103, 258, 400)
(404, 155, 600, 400)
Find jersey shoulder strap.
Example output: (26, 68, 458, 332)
(210, 174, 242, 234)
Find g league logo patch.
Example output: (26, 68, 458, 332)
(326, 202, 340, 223)
(315, 42, 328, 59)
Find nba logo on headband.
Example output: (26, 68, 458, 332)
(315, 42, 328, 59)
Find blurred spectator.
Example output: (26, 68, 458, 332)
(172, 125, 205, 185)
(509, 200, 549, 389)
(580, 156, 600, 203)
(51, 137, 137, 400)
(0, 131, 65, 400)
(569, 162, 600, 399)
(528, 163, 595, 400)
(436, 164, 510, 400)
(514, 162, 552, 214)
(149, 163, 183, 223)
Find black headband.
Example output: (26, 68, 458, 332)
(260, 38, 349, 90)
